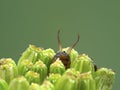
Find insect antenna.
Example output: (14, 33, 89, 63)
(67, 34, 80, 54)
(57, 30, 62, 51)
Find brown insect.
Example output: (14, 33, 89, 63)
(53, 30, 80, 69)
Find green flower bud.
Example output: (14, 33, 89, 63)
(25, 71, 40, 84)
(50, 58, 65, 75)
(71, 54, 94, 73)
(77, 72, 96, 90)
(0, 58, 18, 83)
(47, 73, 61, 85)
(94, 68, 115, 90)
(64, 68, 80, 76)
(8, 76, 30, 90)
(30, 83, 40, 90)
(32, 60, 47, 84)
(39, 48, 55, 67)
(0, 78, 8, 90)
(18, 59, 33, 75)
(39, 80, 55, 90)
(18, 45, 43, 65)
(55, 69, 79, 90)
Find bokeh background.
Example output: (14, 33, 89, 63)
(0, 0, 119, 89)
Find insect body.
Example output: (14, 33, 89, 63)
(53, 30, 80, 69)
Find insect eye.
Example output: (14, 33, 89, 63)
(63, 51, 66, 53)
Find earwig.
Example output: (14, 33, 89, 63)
(53, 30, 80, 69)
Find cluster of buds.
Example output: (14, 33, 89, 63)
(0, 45, 115, 90)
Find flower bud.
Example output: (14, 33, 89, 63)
(64, 68, 80, 76)
(71, 54, 94, 73)
(32, 60, 47, 84)
(77, 72, 96, 90)
(0, 78, 8, 90)
(8, 76, 30, 90)
(55, 69, 79, 90)
(25, 71, 40, 84)
(39, 48, 55, 67)
(30, 83, 40, 90)
(39, 80, 55, 90)
(50, 58, 65, 75)
(18, 59, 33, 75)
(18, 45, 43, 65)
(94, 68, 115, 90)
(47, 73, 61, 85)
(0, 58, 18, 84)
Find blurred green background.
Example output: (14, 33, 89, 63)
(0, 0, 119, 89)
